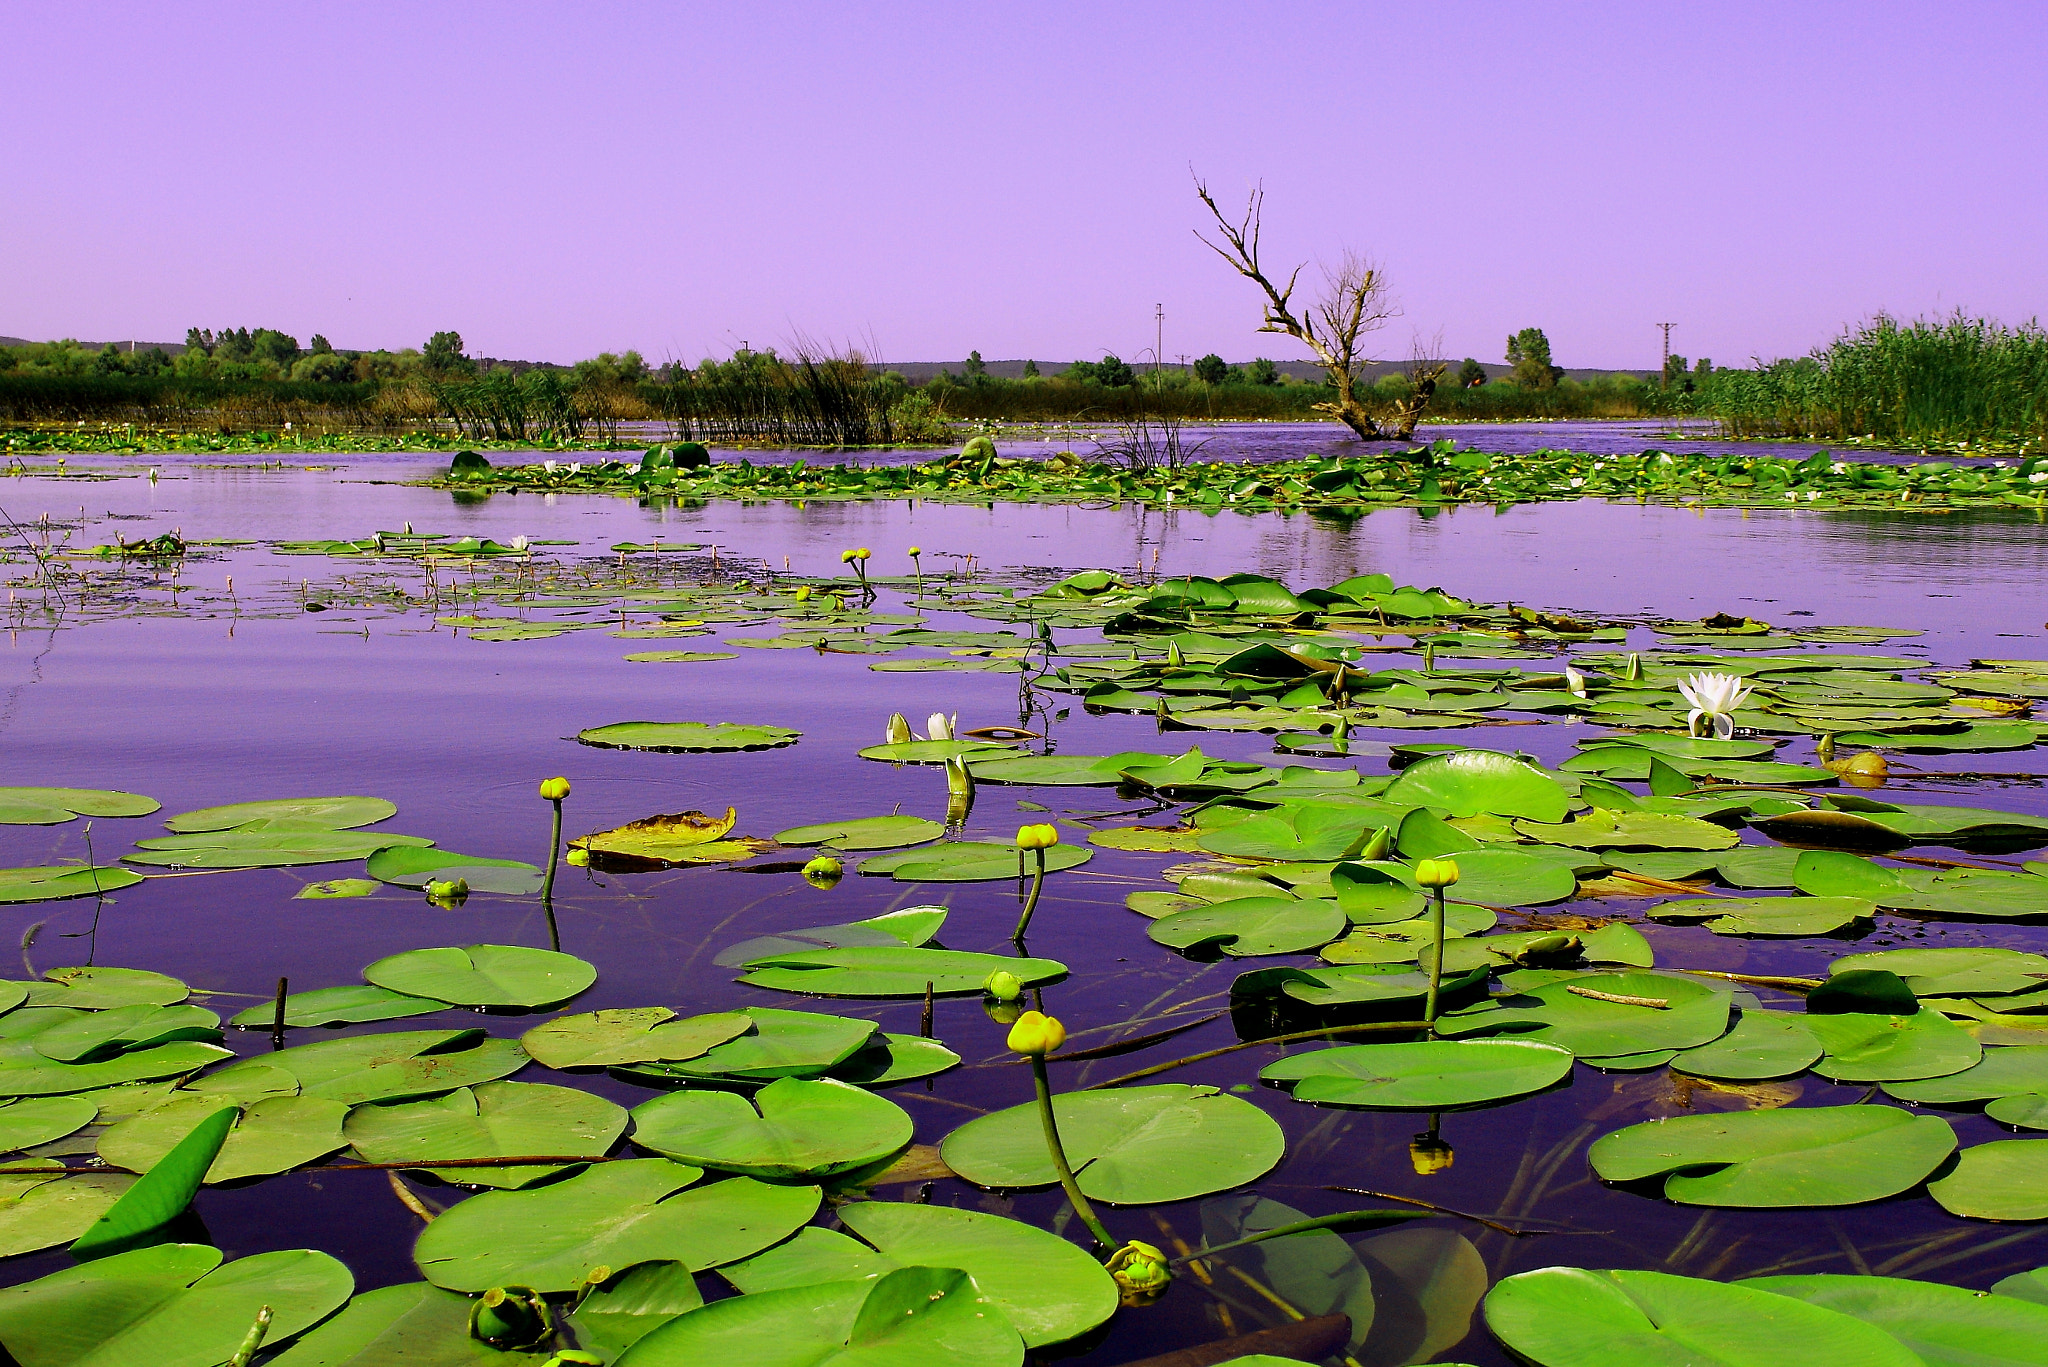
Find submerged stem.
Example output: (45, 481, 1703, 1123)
(1031, 1053, 1115, 1249)
(541, 798, 564, 953)
(1012, 848, 1047, 941)
(1424, 887, 1447, 1029)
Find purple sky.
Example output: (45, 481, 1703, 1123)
(6, 2, 2043, 371)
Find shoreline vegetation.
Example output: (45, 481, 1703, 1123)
(1, 312, 2043, 456)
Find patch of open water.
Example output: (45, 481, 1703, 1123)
(3, 458, 2047, 1363)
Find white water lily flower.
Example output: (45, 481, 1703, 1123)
(1564, 665, 1588, 699)
(2030, 472, 2048, 485)
(925, 712, 957, 742)
(543, 460, 559, 473)
(511, 536, 529, 551)
(885, 712, 913, 746)
(1678, 671, 1755, 739)
(1569, 477, 1585, 488)
(567, 463, 583, 475)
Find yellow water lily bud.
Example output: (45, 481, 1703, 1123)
(794, 585, 812, 601)
(1414, 858, 1461, 889)
(1410, 1131, 1455, 1176)
(984, 969, 1023, 1001)
(539, 776, 571, 802)
(885, 712, 914, 745)
(566, 848, 590, 867)
(471, 1286, 553, 1350)
(840, 549, 856, 563)
(427, 877, 470, 902)
(1016, 823, 1060, 850)
(1107, 1240, 1173, 1298)
(1839, 751, 1888, 776)
(803, 855, 843, 889)
(1007, 1009, 1066, 1055)
(907, 545, 922, 557)
(854, 547, 871, 560)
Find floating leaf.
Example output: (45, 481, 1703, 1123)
(227, 985, 445, 1029)
(293, 877, 380, 899)
(99, 1095, 349, 1183)
(1589, 1105, 1956, 1207)
(1742, 1273, 2048, 1363)
(566, 1263, 704, 1361)
(1260, 1039, 1574, 1108)
(1882, 1045, 2048, 1103)
(828, 1033, 961, 1087)
(71, 1105, 235, 1257)
(0, 1095, 97, 1150)
(363, 845, 543, 894)
(363, 945, 596, 1009)
(265, 1281, 545, 1367)
(23, 966, 188, 1009)
(620, 1008, 878, 1083)
(1382, 751, 1570, 821)
(1436, 971, 1733, 1057)
(1195, 1194, 1382, 1358)
(1805, 1007, 1981, 1082)
(715, 909, 947, 967)
(941, 1084, 1283, 1204)
(576, 722, 800, 752)
(0, 787, 160, 825)
(618, 1265, 1023, 1367)
(1928, 1139, 2048, 1220)
(722, 1202, 1117, 1348)
(773, 815, 945, 851)
(162, 795, 397, 832)
(0, 865, 144, 904)
(1484, 1267, 1922, 1367)
(520, 1007, 752, 1069)
(1236, 962, 1489, 1010)
(630, 1077, 911, 1178)
(1649, 894, 1874, 937)
(1834, 947, 2048, 998)
(125, 829, 432, 869)
(569, 808, 774, 868)
(412, 1157, 820, 1292)
(1149, 896, 1347, 957)
(0, 1166, 134, 1258)
(190, 1029, 527, 1106)
(1671, 1009, 1821, 1081)
(861, 740, 1019, 765)
(857, 840, 1092, 882)
(32, 1004, 220, 1062)
(739, 947, 1066, 998)
(1514, 808, 1741, 852)
(625, 650, 739, 662)
(344, 1081, 626, 1188)
(0, 1039, 230, 1098)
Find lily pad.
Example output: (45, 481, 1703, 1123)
(32, 1004, 221, 1062)
(363, 845, 544, 894)
(1648, 894, 1874, 937)
(1436, 971, 1733, 1057)
(576, 721, 801, 752)
(412, 1157, 821, 1292)
(1514, 808, 1741, 852)
(0, 1095, 98, 1150)
(363, 945, 596, 1009)
(1928, 1139, 2048, 1220)
(565, 1263, 705, 1361)
(1805, 1007, 1982, 1082)
(860, 740, 1019, 765)
(857, 840, 1092, 882)
(0, 865, 145, 904)
(0, 1040, 231, 1097)
(1589, 1104, 1956, 1206)
(265, 1281, 546, 1367)
(1484, 1267, 1921, 1367)
(0, 1167, 135, 1258)
(1382, 751, 1570, 821)
(293, 878, 381, 900)
(0, 787, 160, 825)
(1833, 947, 2048, 998)
(616, 1265, 1023, 1367)
(570, 808, 773, 868)
(1149, 896, 1347, 957)
(227, 985, 445, 1029)
(162, 795, 397, 832)
(0, 1244, 355, 1367)
(23, 966, 188, 1009)
(1882, 1045, 2048, 1103)
(1260, 1039, 1574, 1108)
(521, 1007, 753, 1070)
(941, 1084, 1284, 1204)
(773, 815, 946, 851)
(1671, 1009, 1822, 1080)
(1743, 1273, 2048, 1364)
(631, 1077, 911, 1178)
(828, 1033, 961, 1087)
(99, 1094, 350, 1183)
(739, 947, 1067, 998)
(344, 1080, 626, 1188)
(189, 1029, 527, 1106)
(125, 829, 432, 869)
(721, 1201, 1118, 1348)
(715, 909, 947, 967)
(623, 1008, 879, 1083)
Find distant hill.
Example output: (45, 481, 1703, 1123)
(1, 335, 190, 354)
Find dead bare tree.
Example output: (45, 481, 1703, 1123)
(1194, 176, 1437, 442)
(1392, 330, 1451, 440)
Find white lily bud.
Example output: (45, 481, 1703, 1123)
(926, 712, 955, 742)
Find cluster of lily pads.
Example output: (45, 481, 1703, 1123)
(8, 537, 2048, 1366)
(420, 438, 2048, 515)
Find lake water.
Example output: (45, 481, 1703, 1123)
(4, 439, 2047, 1364)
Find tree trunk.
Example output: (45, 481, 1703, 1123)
(1317, 370, 1386, 440)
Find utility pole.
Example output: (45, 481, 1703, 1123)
(1657, 322, 1675, 387)
(1154, 304, 1164, 373)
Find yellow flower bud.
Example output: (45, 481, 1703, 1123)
(984, 969, 1023, 1001)
(794, 585, 812, 601)
(1016, 823, 1060, 850)
(907, 545, 922, 557)
(1007, 1009, 1066, 1056)
(566, 848, 590, 867)
(1414, 857, 1460, 889)
(426, 877, 470, 903)
(471, 1286, 552, 1350)
(539, 776, 571, 801)
(1107, 1240, 1172, 1298)
(840, 549, 856, 563)
(802, 855, 843, 889)
(855, 547, 871, 560)
(1410, 1131, 1454, 1175)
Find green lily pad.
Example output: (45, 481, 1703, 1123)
(941, 1084, 1284, 1204)
(565, 1263, 705, 1361)
(1987, 1093, 2048, 1128)
(1833, 947, 2048, 998)
(622, 1009, 879, 1083)
(1743, 1273, 2048, 1364)
(625, 650, 739, 662)
(773, 815, 946, 851)
(0, 1095, 98, 1150)
(521, 1007, 753, 1069)
(344, 1080, 626, 1188)
(1590, 1104, 1956, 1207)
(827, 1033, 961, 1087)
(1514, 809, 1741, 852)
(125, 829, 433, 869)
(31, 1004, 221, 1062)
(1382, 751, 1570, 821)
(98, 1094, 350, 1183)
(1883, 1045, 2048, 1103)
(22, 967, 188, 1009)
(1928, 1139, 2048, 1220)
(856, 840, 1092, 882)
(1671, 1010, 1822, 1080)
(0, 865, 145, 903)
(0, 1040, 231, 1097)
(1806, 1007, 1981, 1082)
(738, 947, 1066, 998)
(631, 1077, 911, 1178)
(363, 845, 544, 894)
(162, 795, 397, 832)
(715, 908, 947, 967)
(1483, 1267, 1921, 1367)
(616, 1265, 1023, 1366)
(1197, 804, 1393, 861)
(1436, 971, 1733, 1057)
(189, 1029, 527, 1106)
(1261, 1039, 1574, 1108)
(1234, 962, 1489, 1009)
(577, 721, 801, 752)
(363, 945, 596, 1009)
(1330, 863, 1429, 924)
(860, 740, 1020, 765)
(0, 787, 160, 825)
(1433, 847, 1583, 906)
(264, 1281, 547, 1367)
(0, 1244, 355, 1367)
(1648, 894, 1875, 936)
(1149, 896, 1347, 957)
(1319, 905, 1496, 965)
(0, 1166, 134, 1257)
(293, 877, 381, 899)
(1832, 721, 2037, 752)
(227, 985, 445, 1029)
(412, 1157, 820, 1292)
(722, 1201, 1118, 1348)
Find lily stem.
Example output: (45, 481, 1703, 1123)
(1031, 1052, 1116, 1250)
(1423, 886, 1447, 1030)
(541, 798, 563, 907)
(1012, 848, 1047, 942)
